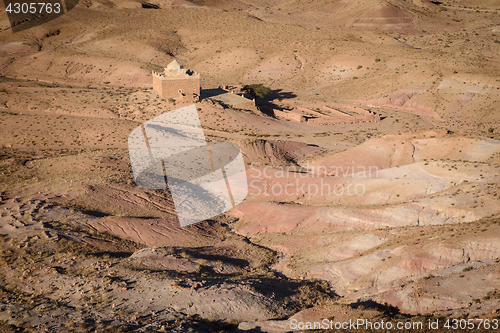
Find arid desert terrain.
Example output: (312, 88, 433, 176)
(1, 0, 500, 332)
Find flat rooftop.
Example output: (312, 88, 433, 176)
(201, 88, 253, 106)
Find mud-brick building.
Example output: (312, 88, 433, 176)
(152, 60, 200, 101)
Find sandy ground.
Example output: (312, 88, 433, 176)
(0, 0, 500, 332)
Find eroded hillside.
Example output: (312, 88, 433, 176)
(0, 0, 499, 332)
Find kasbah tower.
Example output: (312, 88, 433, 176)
(152, 60, 200, 102)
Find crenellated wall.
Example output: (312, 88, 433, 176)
(307, 114, 380, 125)
(273, 109, 306, 122)
(152, 71, 200, 102)
(272, 106, 380, 125)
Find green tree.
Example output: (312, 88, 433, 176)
(242, 84, 272, 98)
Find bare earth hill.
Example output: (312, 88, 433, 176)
(0, 0, 500, 332)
